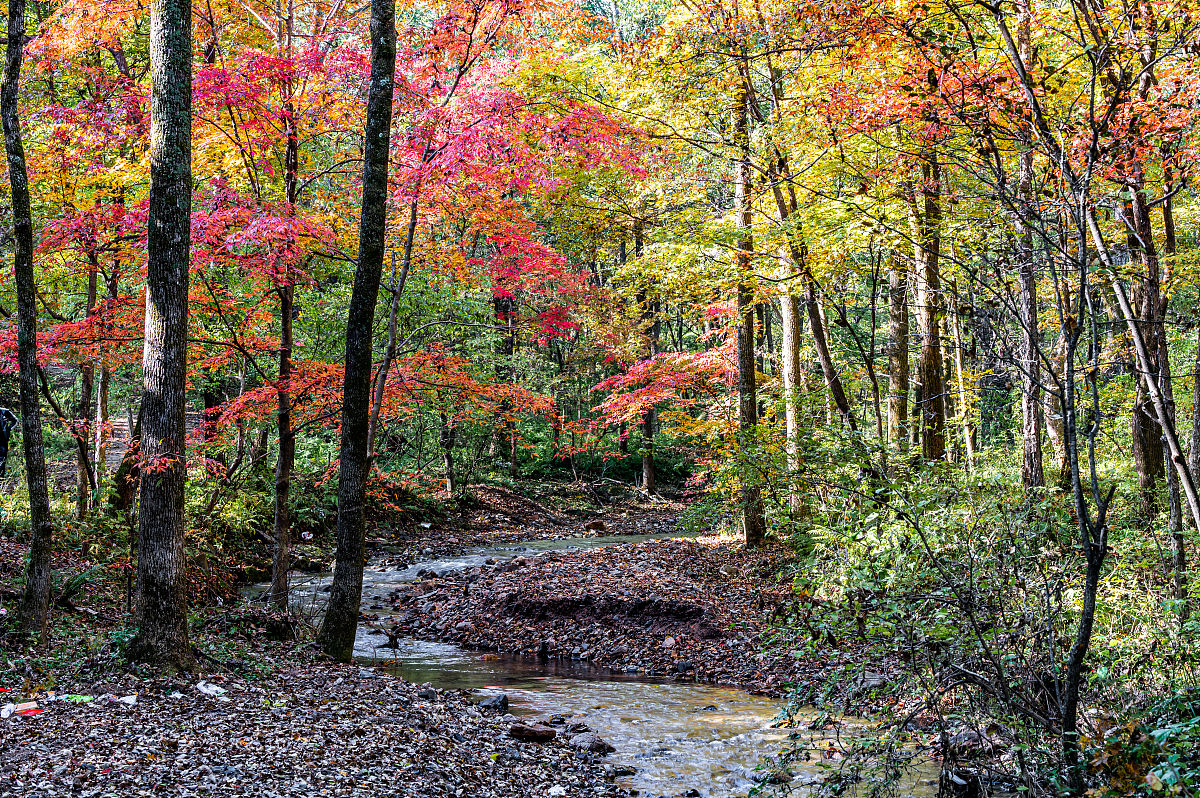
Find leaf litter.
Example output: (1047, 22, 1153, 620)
(1, 662, 630, 798)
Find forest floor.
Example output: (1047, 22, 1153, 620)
(1, 478, 896, 797)
(0, 651, 630, 798)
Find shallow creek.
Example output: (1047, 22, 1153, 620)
(275, 534, 938, 797)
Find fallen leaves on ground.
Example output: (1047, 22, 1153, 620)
(0, 662, 629, 798)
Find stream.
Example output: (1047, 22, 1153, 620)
(269, 533, 939, 798)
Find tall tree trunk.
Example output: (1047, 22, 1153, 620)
(5, 0, 53, 638)
(1125, 192, 1165, 522)
(95, 365, 110, 482)
(317, 0, 396, 661)
(635, 224, 657, 494)
(127, 0, 194, 669)
(1190, 324, 1200, 501)
(367, 204, 417, 460)
(764, 156, 857, 435)
(1015, 0, 1044, 489)
(492, 294, 518, 475)
(759, 53, 856, 447)
(910, 157, 946, 462)
(269, 283, 295, 611)
(778, 271, 806, 514)
(96, 273, 118, 484)
(1144, 184, 1188, 616)
(950, 281, 976, 471)
(734, 79, 764, 549)
(1086, 212, 1200, 547)
(887, 254, 910, 452)
(1043, 329, 1071, 486)
(270, 69, 301, 612)
(440, 410, 456, 495)
(76, 269, 97, 519)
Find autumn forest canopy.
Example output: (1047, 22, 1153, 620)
(4, 0, 1200, 794)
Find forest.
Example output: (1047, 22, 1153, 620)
(1, 0, 1199, 795)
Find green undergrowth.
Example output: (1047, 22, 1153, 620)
(753, 451, 1200, 796)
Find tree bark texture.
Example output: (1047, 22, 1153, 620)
(887, 255, 910, 451)
(76, 270, 97, 518)
(5, 0, 54, 638)
(1129, 206, 1165, 521)
(317, 0, 396, 661)
(734, 80, 764, 548)
(269, 283, 295, 611)
(778, 260, 806, 514)
(128, 0, 194, 670)
(1015, 0, 1044, 489)
(911, 157, 946, 462)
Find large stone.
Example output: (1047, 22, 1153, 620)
(479, 693, 509, 713)
(568, 732, 615, 754)
(508, 723, 557, 744)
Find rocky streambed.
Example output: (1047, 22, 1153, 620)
(271, 528, 939, 798)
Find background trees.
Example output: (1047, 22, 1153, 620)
(2, 0, 1200, 789)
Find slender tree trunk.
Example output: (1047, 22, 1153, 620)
(269, 75, 301, 612)
(76, 270, 97, 519)
(367, 203, 416, 460)
(1130, 285, 1165, 521)
(96, 274, 118, 484)
(492, 294, 518, 475)
(1015, 0, 1044, 490)
(817, 300, 835, 425)
(1017, 230, 1043, 483)
(1086, 208, 1200, 542)
(108, 408, 141, 520)
(1189, 323, 1200, 510)
(641, 407, 656, 494)
(910, 158, 946, 462)
(764, 157, 857, 435)
(95, 365, 110, 482)
(269, 284, 295, 612)
(636, 223, 657, 494)
(440, 411, 456, 495)
(734, 79, 764, 548)
(1170, 161, 1200, 512)
(887, 254, 910, 452)
(128, 0, 194, 669)
(778, 279, 806, 514)
(1150, 185, 1188, 616)
(5, 0, 53, 638)
(317, 0, 396, 661)
(950, 281, 976, 471)
(1043, 330, 1071, 486)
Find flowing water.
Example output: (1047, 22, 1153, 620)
(261, 534, 940, 798)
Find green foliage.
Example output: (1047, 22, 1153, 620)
(1088, 689, 1200, 796)
(764, 450, 1200, 794)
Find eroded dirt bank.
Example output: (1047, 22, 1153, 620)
(380, 532, 840, 697)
